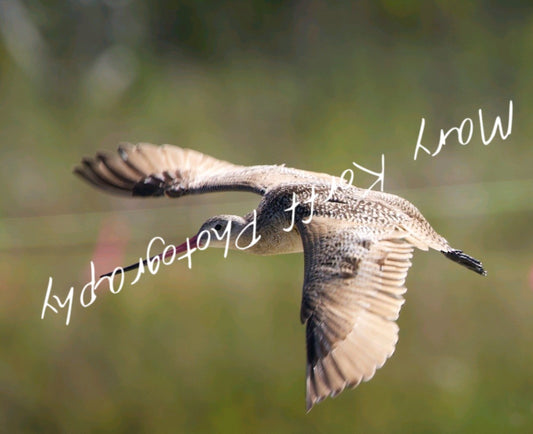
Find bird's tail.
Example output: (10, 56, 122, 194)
(441, 249, 487, 276)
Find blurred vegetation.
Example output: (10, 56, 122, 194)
(0, 0, 532, 432)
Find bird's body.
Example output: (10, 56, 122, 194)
(75, 143, 486, 411)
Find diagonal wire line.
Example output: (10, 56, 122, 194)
(1, 179, 532, 254)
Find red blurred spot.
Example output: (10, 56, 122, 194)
(84, 217, 130, 286)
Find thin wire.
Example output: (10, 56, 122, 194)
(1, 178, 532, 255)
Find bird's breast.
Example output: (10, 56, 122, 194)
(248, 226, 304, 255)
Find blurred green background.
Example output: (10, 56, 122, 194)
(1, 1, 532, 432)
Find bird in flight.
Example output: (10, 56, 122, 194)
(75, 143, 486, 411)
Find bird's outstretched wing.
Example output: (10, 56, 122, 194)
(296, 217, 415, 411)
(75, 143, 335, 198)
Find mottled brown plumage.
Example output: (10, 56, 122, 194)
(75, 143, 486, 411)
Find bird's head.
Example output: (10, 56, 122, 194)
(195, 214, 250, 249)
(100, 213, 259, 278)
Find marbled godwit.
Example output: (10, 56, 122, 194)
(75, 143, 486, 411)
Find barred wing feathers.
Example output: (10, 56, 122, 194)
(297, 217, 414, 411)
(74, 143, 336, 198)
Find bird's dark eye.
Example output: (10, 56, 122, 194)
(214, 224, 222, 231)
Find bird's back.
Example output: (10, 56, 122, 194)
(254, 182, 450, 255)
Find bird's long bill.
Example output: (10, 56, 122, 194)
(100, 235, 198, 278)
